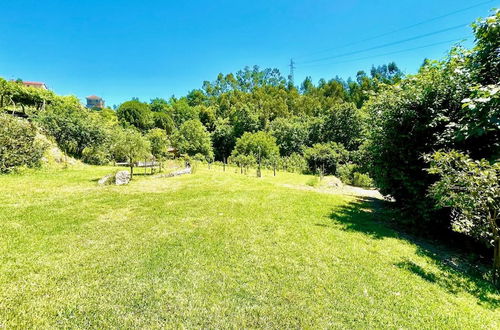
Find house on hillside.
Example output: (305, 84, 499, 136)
(22, 81, 48, 89)
(86, 95, 105, 109)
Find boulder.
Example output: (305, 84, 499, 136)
(168, 166, 192, 177)
(154, 166, 192, 178)
(115, 171, 131, 185)
(324, 176, 343, 188)
(98, 174, 115, 185)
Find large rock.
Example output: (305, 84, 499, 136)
(115, 171, 131, 185)
(98, 174, 115, 185)
(154, 166, 192, 178)
(167, 166, 192, 177)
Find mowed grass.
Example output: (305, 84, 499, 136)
(0, 166, 499, 328)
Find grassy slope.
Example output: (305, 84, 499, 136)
(0, 166, 498, 328)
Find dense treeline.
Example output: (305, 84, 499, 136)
(1, 10, 498, 282)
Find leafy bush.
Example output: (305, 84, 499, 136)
(269, 117, 311, 156)
(337, 163, 357, 185)
(146, 128, 170, 160)
(352, 172, 373, 188)
(212, 118, 236, 161)
(231, 131, 279, 161)
(303, 142, 348, 175)
(81, 146, 110, 165)
(173, 120, 213, 160)
(320, 102, 363, 150)
(427, 150, 500, 284)
(0, 114, 47, 173)
(279, 152, 307, 173)
(365, 11, 499, 229)
(38, 105, 109, 160)
(337, 163, 373, 187)
(229, 154, 256, 174)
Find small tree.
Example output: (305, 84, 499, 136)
(231, 131, 279, 160)
(111, 128, 151, 178)
(303, 142, 348, 176)
(231, 131, 279, 177)
(173, 119, 213, 160)
(427, 151, 500, 285)
(146, 128, 170, 160)
(212, 118, 236, 163)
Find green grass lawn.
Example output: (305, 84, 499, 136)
(0, 166, 499, 328)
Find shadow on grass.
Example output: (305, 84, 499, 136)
(328, 196, 500, 309)
(329, 196, 396, 240)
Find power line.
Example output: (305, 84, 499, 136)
(296, 0, 494, 60)
(298, 37, 468, 69)
(298, 23, 469, 65)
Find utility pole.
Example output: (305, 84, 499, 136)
(288, 58, 296, 87)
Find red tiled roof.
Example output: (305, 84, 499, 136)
(23, 81, 45, 85)
(86, 95, 102, 100)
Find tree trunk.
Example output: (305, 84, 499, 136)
(494, 239, 500, 287)
(130, 165, 134, 179)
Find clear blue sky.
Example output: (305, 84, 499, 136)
(0, 0, 497, 107)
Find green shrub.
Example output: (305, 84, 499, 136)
(352, 172, 374, 188)
(337, 163, 357, 185)
(173, 120, 213, 159)
(81, 146, 110, 165)
(304, 142, 348, 175)
(306, 176, 320, 187)
(337, 163, 374, 188)
(38, 105, 109, 159)
(279, 153, 307, 173)
(0, 114, 47, 173)
(231, 131, 279, 161)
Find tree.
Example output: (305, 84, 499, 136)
(146, 128, 170, 160)
(365, 10, 499, 229)
(470, 10, 500, 85)
(303, 142, 348, 176)
(186, 89, 207, 106)
(427, 151, 500, 285)
(110, 128, 151, 178)
(370, 62, 404, 84)
(231, 104, 261, 137)
(320, 102, 363, 150)
(231, 131, 279, 161)
(171, 97, 199, 126)
(365, 60, 467, 225)
(198, 105, 217, 131)
(212, 118, 236, 162)
(116, 100, 153, 131)
(300, 76, 315, 94)
(269, 117, 311, 156)
(173, 120, 213, 160)
(153, 111, 175, 134)
(149, 98, 170, 112)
